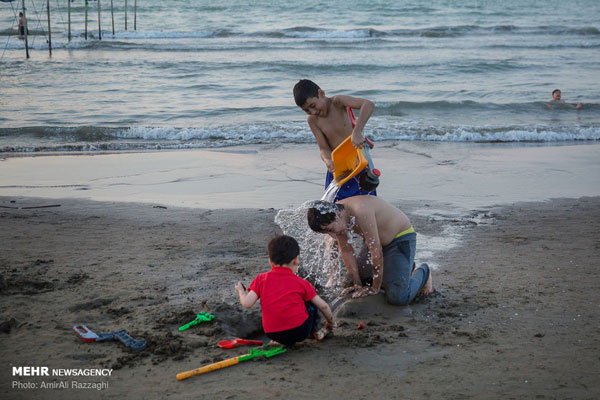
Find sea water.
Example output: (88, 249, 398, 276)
(1, 0, 599, 152)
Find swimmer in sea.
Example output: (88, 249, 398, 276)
(547, 89, 582, 110)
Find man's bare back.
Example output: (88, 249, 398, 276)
(338, 195, 412, 247)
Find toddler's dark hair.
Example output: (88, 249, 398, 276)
(293, 79, 320, 107)
(306, 201, 344, 233)
(268, 235, 300, 266)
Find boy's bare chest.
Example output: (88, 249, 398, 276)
(317, 108, 353, 148)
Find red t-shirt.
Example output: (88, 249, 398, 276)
(248, 266, 317, 333)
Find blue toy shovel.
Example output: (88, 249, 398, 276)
(73, 324, 147, 351)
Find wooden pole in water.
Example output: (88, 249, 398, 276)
(46, 0, 52, 55)
(134, 0, 136, 31)
(110, 0, 114, 35)
(84, 0, 88, 40)
(22, 0, 29, 58)
(97, 0, 101, 40)
(67, 0, 71, 41)
(124, 0, 127, 31)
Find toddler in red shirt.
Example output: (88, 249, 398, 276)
(235, 235, 336, 346)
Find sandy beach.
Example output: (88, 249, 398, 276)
(1, 142, 600, 399)
(2, 142, 599, 210)
(3, 0, 599, 396)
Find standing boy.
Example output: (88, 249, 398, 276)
(235, 235, 336, 346)
(293, 79, 376, 201)
(307, 196, 433, 305)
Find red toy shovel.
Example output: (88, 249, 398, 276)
(217, 339, 263, 349)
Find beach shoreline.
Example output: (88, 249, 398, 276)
(1, 141, 599, 211)
(1, 195, 599, 399)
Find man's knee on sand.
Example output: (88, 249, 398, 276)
(384, 284, 412, 306)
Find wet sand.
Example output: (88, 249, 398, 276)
(1, 142, 599, 210)
(1, 195, 598, 399)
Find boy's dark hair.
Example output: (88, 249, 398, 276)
(552, 89, 561, 95)
(306, 201, 343, 233)
(268, 235, 300, 266)
(293, 79, 320, 107)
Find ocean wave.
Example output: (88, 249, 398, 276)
(389, 25, 600, 37)
(486, 42, 600, 49)
(370, 124, 600, 143)
(267, 26, 385, 39)
(164, 24, 600, 39)
(1, 123, 598, 153)
(3, 23, 597, 47)
(376, 101, 600, 115)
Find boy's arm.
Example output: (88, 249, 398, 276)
(308, 116, 334, 172)
(353, 210, 384, 297)
(310, 295, 336, 328)
(333, 95, 375, 148)
(235, 282, 258, 308)
(335, 234, 361, 286)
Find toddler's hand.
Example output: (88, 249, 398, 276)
(234, 282, 246, 293)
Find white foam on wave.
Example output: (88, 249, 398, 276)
(281, 29, 376, 39)
(111, 30, 219, 40)
(113, 121, 600, 143)
(365, 119, 600, 142)
(417, 226, 462, 270)
(419, 126, 600, 142)
(412, 208, 498, 270)
(113, 123, 310, 142)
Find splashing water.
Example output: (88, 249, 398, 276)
(274, 181, 345, 298)
(274, 201, 338, 291)
(274, 181, 369, 307)
(321, 180, 340, 202)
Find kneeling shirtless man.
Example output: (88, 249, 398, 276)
(307, 196, 433, 305)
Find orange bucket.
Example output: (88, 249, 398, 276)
(331, 136, 368, 186)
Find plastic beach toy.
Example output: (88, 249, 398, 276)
(176, 346, 286, 380)
(217, 338, 263, 349)
(331, 136, 368, 186)
(179, 312, 215, 331)
(330, 107, 380, 190)
(73, 324, 146, 351)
